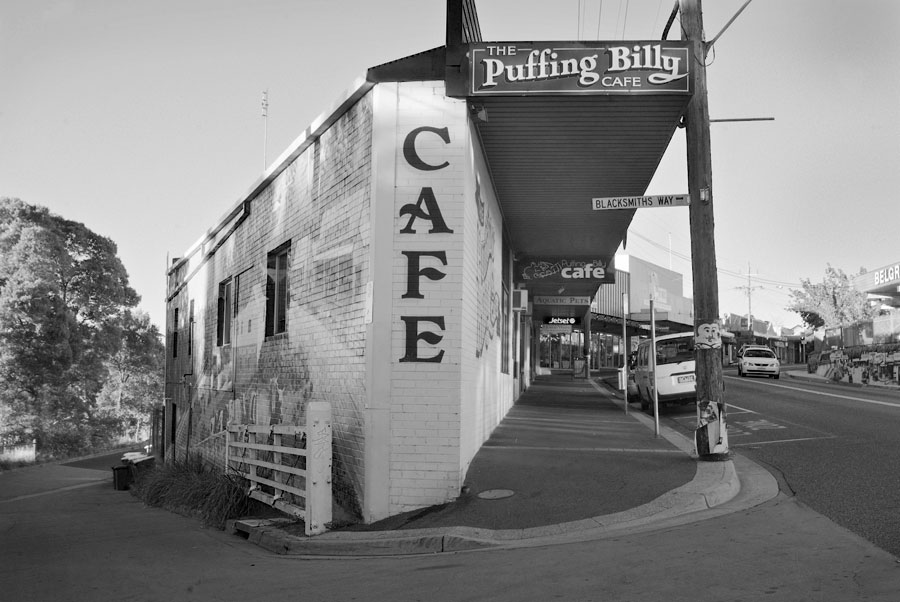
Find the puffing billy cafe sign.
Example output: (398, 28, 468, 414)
(468, 42, 691, 95)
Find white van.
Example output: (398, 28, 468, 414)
(633, 332, 696, 412)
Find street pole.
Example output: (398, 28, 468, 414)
(681, 0, 728, 457)
(262, 89, 269, 170)
(650, 298, 659, 438)
(622, 291, 628, 415)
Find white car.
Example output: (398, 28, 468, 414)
(633, 332, 697, 411)
(738, 346, 780, 379)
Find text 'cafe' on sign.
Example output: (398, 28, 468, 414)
(468, 42, 691, 95)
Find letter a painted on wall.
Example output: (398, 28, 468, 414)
(399, 187, 454, 234)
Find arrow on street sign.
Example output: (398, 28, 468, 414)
(592, 194, 690, 210)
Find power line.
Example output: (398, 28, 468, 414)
(614, 0, 624, 39)
(651, 0, 665, 39)
(626, 230, 802, 288)
(577, 0, 583, 38)
(620, 0, 630, 38)
(596, 0, 603, 39)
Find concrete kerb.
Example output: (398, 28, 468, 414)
(229, 378, 775, 557)
(786, 369, 900, 390)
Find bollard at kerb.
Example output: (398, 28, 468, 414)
(306, 401, 333, 535)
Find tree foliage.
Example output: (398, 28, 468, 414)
(96, 310, 165, 440)
(787, 264, 876, 329)
(0, 197, 159, 457)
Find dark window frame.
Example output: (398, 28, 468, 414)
(188, 300, 194, 356)
(216, 278, 233, 347)
(265, 242, 291, 337)
(501, 285, 510, 374)
(172, 308, 179, 358)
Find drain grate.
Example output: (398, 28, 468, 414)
(477, 488, 515, 500)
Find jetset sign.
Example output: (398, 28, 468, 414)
(543, 316, 581, 325)
(468, 42, 691, 95)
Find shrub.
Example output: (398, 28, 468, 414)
(130, 455, 255, 529)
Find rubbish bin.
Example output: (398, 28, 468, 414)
(573, 359, 585, 378)
(112, 464, 132, 490)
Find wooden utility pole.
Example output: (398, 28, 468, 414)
(681, 0, 728, 456)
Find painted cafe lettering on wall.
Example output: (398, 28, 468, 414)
(468, 42, 691, 95)
(398, 125, 454, 363)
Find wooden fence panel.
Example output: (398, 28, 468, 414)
(226, 403, 332, 535)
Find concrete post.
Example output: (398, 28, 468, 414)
(306, 401, 333, 536)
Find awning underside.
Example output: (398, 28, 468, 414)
(471, 94, 691, 322)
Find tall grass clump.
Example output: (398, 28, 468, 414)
(0, 458, 32, 472)
(130, 454, 255, 529)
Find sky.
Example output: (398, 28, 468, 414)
(2, 0, 898, 332)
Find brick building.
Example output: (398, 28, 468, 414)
(165, 0, 695, 524)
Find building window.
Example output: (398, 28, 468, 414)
(188, 300, 194, 356)
(170, 403, 177, 445)
(501, 233, 511, 375)
(501, 285, 510, 374)
(217, 278, 233, 346)
(266, 242, 290, 337)
(172, 308, 179, 358)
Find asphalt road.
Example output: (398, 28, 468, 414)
(4, 425, 900, 600)
(660, 370, 900, 558)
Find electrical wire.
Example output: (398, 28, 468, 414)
(614, 0, 623, 40)
(651, 0, 665, 39)
(625, 229, 802, 323)
(596, 0, 603, 39)
(626, 230, 802, 288)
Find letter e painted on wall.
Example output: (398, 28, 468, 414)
(399, 316, 445, 363)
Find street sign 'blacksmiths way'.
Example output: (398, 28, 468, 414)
(592, 194, 690, 210)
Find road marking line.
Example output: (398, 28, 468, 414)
(726, 378, 900, 409)
(0, 479, 107, 504)
(482, 445, 683, 453)
(732, 436, 836, 447)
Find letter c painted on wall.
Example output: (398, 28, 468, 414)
(403, 126, 451, 171)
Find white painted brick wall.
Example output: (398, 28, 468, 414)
(165, 92, 375, 517)
(388, 82, 467, 513)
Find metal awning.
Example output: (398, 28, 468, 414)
(471, 94, 691, 322)
(369, 3, 695, 326)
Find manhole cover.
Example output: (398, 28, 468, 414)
(477, 489, 515, 500)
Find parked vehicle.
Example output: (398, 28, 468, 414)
(737, 345, 780, 379)
(633, 332, 696, 412)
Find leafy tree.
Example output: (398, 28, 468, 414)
(96, 310, 165, 440)
(787, 264, 876, 329)
(0, 197, 145, 456)
(797, 311, 825, 330)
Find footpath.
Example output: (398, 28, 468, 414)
(233, 366, 900, 570)
(232, 370, 757, 556)
(7, 370, 900, 598)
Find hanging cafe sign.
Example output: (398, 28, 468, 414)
(517, 256, 615, 284)
(467, 41, 692, 95)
